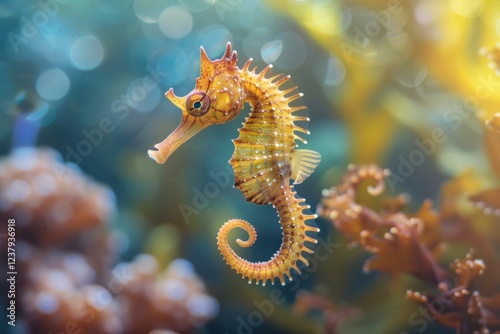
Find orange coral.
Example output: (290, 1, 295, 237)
(318, 164, 446, 284)
(406, 250, 500, 333)
(319, 164, 500, 333)
(317, 164, 388, 244)
(0, 148, 218, 334)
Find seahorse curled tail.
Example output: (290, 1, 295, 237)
(217, 183, 319, 286)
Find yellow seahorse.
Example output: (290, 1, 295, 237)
(148, 42, 321, 286)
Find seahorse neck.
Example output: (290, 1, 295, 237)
(240, 69, 282, 116)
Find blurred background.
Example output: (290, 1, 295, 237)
(1, 0, 499, 333)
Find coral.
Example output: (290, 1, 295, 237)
(0, 147, 114, 247)
(0, 148, 218, 334)
(316, 164, 389, 245)
(318, 164, 500, 333)
(407, 250, 495, 333)
(318, 164, 446, 284)
(115, 255, 219, 334)
(470, 188, 500, 217)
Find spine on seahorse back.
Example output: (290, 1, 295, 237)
(217, 58, 321, 285)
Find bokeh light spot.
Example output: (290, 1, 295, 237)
(35, 68, 70, 101)
(323, 56, 346, 86)
(158, 6, 193, 39)
(450, 0, 484, 18)
(198, 25, 233, 56)
(261, 40, 283, 65)
(68, 35, 105, 71)
(268, 32, 308, 70)
(125, 77, 161, 113)
(151, 47, 189, 86)
(133, 0, 171, 23)
(311, 0, 346, 35)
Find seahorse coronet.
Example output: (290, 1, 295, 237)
(150, 42, 321, 285)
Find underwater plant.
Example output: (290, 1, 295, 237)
(317, 164, 500, 333)
(148, 42, 321, 286)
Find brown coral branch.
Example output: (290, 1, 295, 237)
(318, 164, 446, 284)
(406, 250, 500, 333)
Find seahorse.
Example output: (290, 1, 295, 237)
(148, 42, 321, 286)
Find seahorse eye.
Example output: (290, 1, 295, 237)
(186, 92, 210, 116)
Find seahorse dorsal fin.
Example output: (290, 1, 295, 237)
(291, 149, 321, 184)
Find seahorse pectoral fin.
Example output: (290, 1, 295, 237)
(291, 149, 321, 184)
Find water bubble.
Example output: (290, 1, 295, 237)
(158, 6, 193, 39)
(68, 34, 105, 71)
(151, 47, 189, 85)
(35, 68, 70, 101)
(198, 25, 233, 56)
(125, 77, 161, 113)
(323, 56, 346, 86)
(261, 40, 283, 64)
(133, 0, 171, 23)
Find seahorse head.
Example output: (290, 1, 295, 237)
(148, 42, 244, 164)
